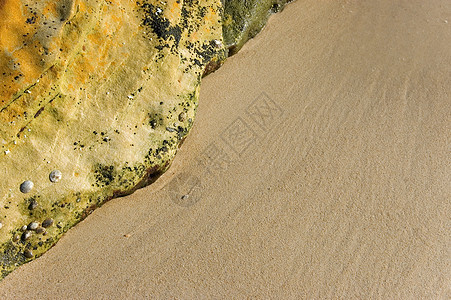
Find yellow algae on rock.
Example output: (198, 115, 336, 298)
(0, 0, 224, 278)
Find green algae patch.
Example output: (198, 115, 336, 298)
(222, 0, 293, 55)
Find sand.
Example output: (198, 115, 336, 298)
(1, 0, 450, 298)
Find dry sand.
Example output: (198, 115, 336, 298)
(1, 0, 450, 298)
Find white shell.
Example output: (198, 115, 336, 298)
(28, 222, 39, 230)
(20, 180, 34, 193)
(22, 231, 32, 240)
(49, 170, 62, 183)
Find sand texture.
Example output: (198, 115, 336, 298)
(0, 0, 450, 298)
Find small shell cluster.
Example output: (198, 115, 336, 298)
(17, 218, 54, 259)
(16, 169, 61, 261)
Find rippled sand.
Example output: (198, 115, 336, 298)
(1, 0, 449, 298)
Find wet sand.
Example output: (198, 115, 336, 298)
(1, 0, 450, 298)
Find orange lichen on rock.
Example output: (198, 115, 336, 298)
(0, 0, 42, 103)
(41, 1, 59, 18)
(0, 0, 76, 109)
(0, 0, 29, 52)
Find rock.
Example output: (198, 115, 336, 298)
(222, 0, 294, 55)
(0, 0, 293, 279)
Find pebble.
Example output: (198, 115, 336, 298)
(21, 231, 32, 241)
(12, 235, 20, 242)
(20, 180, 34, 193)
(24, 250, 33, 258)
(28, 221, 39, 230)
(35, 227, 45, 234)
(21, 225, 28, 231)
(42, 218, 54, 228)
(49, 170, 62, 183)
(0, 222, 2, 229)
(178, 112, 186, 122)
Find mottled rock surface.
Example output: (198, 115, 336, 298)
(0, 0, 292, 279)
(222, 0, 294, 55)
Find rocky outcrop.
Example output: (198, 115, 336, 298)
(0, 0, 292, 279)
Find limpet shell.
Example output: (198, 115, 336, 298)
(28, 222, 39, 230)
(21, 231, 32, 241)
(19, 180, 34, 193)
(42, 218, 54, 228)
(49, 170, 62, 183)
(24, 250, 33, 259)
